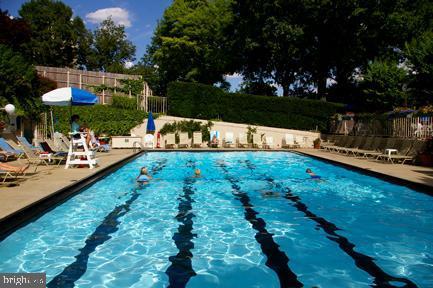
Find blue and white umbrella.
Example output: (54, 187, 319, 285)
(42, 87, 98, 136)
(42, 87, 98, 106)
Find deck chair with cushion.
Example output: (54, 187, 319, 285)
(0, 138, 24, 158)
(40, 141, 68, 165)
(282, 134, 300, 149)
(193, 132, 203, 148)
(144, 134, 155, 148)
(253, 134, 263, 148)
(223, 132, 235, 148)
(209, 131, 220, 148)
(165, 134, 176, 148)
(238, 133, 249, 148)
(338, 136, 364, 155)
(357, 137, 388, 158)
(178, 133, 190, 148)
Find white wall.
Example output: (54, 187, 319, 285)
(130, 116, 320, 148)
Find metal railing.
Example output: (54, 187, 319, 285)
(330, 116, 433, 139)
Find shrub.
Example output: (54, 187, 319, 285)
(52, 105, 147, 136)
(111, 95, 137, 110)
(159, 120, 213, 143)
(168, 82, 343, 131)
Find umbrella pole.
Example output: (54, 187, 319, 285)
(50, 108, 55, 140)
(70, 104, 73, 133)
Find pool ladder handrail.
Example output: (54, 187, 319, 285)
(133, 141, 147, 154)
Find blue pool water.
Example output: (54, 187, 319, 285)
(0, 152, 432, 287)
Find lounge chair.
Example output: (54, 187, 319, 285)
(376, 139, 412, 163)
(144, 134, 155, 148)
(238, 133, 249, 148)
(19, 142, 54, 170)
(193, 132, 203, 148)
(282, 134, 300, 149)
(223, 132, 235, 148)
(178, 133, 190, 148)
(17, 136, 42, 153)
(0, 163, 30, 184)
(253, 134, 262, 148)
(165, 134, 176, 148)
(381, 140, 427, 164)
(361, 137, 394, 158)
(0, 138, 24, 159)
(263, 136, 274, 149)
(210, 131, 220, 148)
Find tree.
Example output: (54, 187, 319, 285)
(360, 60, 408, 111)
(237, 79, 276, 96)
(19, 0, 91, 67)
(0, 9, 31, 53)
(405, 31, 433, 106)
(0, 44, 44, 118)
(147, 0, 234, 94)
(90, 18, 136, 72)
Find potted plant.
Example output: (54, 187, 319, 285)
(313, 138, 321, 149)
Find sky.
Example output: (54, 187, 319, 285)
(1, 0, 245, 92)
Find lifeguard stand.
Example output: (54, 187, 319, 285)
(65, 132, 98, 169)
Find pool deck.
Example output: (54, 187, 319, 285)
(1, 148, 432, 233)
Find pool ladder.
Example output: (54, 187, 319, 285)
(132, 141, 147, 154)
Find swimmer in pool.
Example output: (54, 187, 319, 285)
(306, 168, 321, 180)
(136, 167, 152, 185)
(193, 168, 201, 178)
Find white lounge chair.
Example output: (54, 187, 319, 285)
(210, 131, 220, 148)
(144, 134, 154, 148)
(238, 133, 248, 148)
(282, 134, 300, 149)
(264, 136, 274, 149)
(165, 133, 176, 148)
(253, 134, 262, 148)
(178, 133, 190, 148)
(193, 132, 202, 148)
(224, 132, 235, 148)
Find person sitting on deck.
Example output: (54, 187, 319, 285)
(136, 166, 152, 185)
(306, 168, 321, 180)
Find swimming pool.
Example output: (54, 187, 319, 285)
(0, 152, 432, 287)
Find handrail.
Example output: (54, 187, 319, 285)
(133, 141, 145, 153)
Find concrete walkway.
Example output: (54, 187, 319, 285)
(0, 149, 138, 221)
(297, 148, 433, 189)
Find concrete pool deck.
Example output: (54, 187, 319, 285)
(1, 148, 432, 234)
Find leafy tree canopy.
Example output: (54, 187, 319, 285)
(19, 0, 89, 67)
(89, 18, 136, 72)
(147, 0, 234, 93)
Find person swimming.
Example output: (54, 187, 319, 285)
(306, 168, 321, 179)
(136, 167, 152, 185)
(193, 168, 201, 178)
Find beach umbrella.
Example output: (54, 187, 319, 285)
(146, 112, 156, 134)
(42, 87, 98, 106)
(41, 87, 98, 134)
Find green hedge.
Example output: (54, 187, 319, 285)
(167, 82, 344, 131)
(52, 105, 147, 136)
(111, 95, 137, 110)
